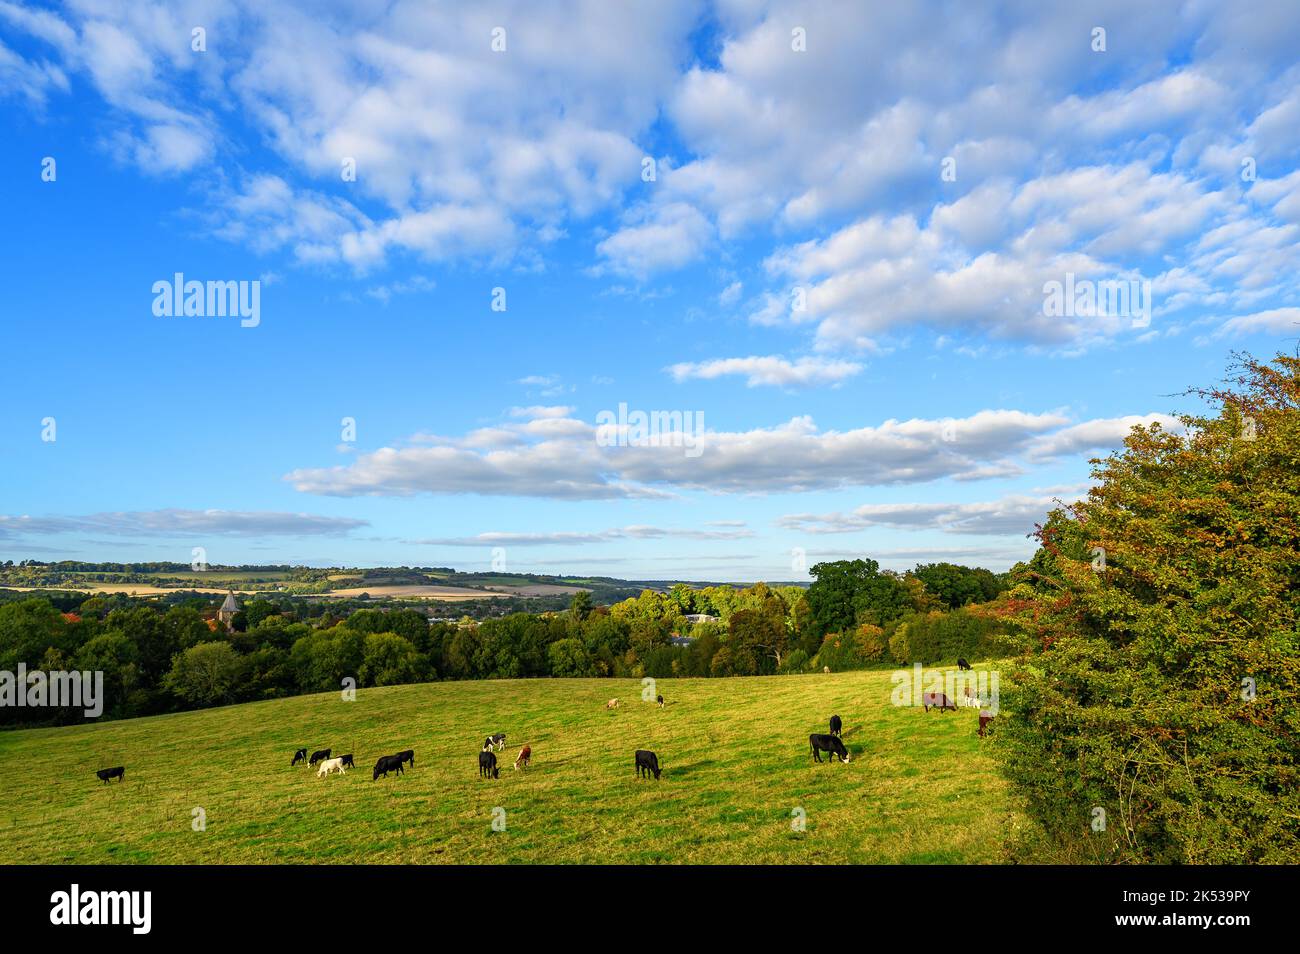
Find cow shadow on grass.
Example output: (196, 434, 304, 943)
(661, 759, 715, 778)
(841, 725, 862, 740)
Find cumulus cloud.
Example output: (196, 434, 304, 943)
(777, 491, 1084, 537)
(6, 0, 1298, 337)
(667, 355, 863, 388)
(1025, 413, 1183, 460)
(0, 0, 696, 264)
(595, 202, 713, 278)
(279, 406, 1164, 501)
(1208, 306, 1300, 338)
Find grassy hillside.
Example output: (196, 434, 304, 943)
(0, 667, 1017, 864)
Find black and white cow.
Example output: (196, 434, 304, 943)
(483, 733, 506, 752)
(309, 748, 331, 767)
(291, 748, 308, 766)
(809, 734, 850, 764)
(96, 766, 125, 784)
(479, 750, 499, 779)
(829, 714, 843, 737)
(656, 694, 664, 708)
(372, 755, 404, 781)
(634, 749, 661, 780)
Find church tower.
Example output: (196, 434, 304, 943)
(218, 591, 241, 632)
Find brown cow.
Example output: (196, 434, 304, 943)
(514, 744, 531, 770)
(978, 714, 995, 737)
(922, 691, 957, 712)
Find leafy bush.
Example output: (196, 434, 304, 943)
(991, 353, 1300, 863)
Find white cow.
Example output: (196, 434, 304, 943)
(317, 757, 346, 778)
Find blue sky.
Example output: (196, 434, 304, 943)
(2, 1, 1298, 581)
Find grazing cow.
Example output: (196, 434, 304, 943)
(372, 755, 404, 781)
(809, 734, 850, 764)
(606, 698, 619, 709)
(317, 757, 345, 778)
(309, 748, 331, 766)
(96, 766, 125, 784)
(829, 714, 843, 737)
(291, 748, 308, 766)
(394, 749, 415, 768)
(634, 749, 661, 780)
(957, 657, 972, 671)
(479, 750, 499, 779)
(656, 694, 664, 708)
(483, 734, 506, 753)
(822, 666, 831, 674)
(339, 754, 355, 769)
(978, 714, 995, 738)
(921, 692, 957, 712)
(962, 686, 982, 708)
(513, 745, 531, 770)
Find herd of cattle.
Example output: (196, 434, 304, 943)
(94, 668, 995, 785)
(287, 746, 414, 779)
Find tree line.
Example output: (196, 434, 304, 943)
(0, 559, 1014, 728)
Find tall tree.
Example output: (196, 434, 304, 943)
(992, 353, 1300, 863)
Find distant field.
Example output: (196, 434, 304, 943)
(321, 583, 587, 599)
(493, 583, 588, 597)
(321, 584, 507, 600)
(0, 667, 1017, 864)
(2, 579, 588, 601)
(143, 571, 293, 582)
(1, 583, 242, 596)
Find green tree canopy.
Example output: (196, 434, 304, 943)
(164, 641, 245, 708)
(993, 352, 1300, 863)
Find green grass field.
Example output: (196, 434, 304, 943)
(0, 668, 1018, 864)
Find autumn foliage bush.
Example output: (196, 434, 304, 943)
(992, 353, 1299, 863)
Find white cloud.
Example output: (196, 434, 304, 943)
(595, 202, 713, 278)
(280, 406, 1162, 501)
(1025, 414, 1183, 460)
(1211, 306, 1300, 338)
(0, 509, 367, 539)
(777, 492, 1079, 537)
(667, 355, 863, 388)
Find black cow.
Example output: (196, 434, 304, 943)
(634, 749, 661, 780)
(479, 750, 499, 779)
(957, 658, 972, 671)
(96, 766, 125, 784)
(291, 748, 308, 766)
(922, 692, 957, 712)
(373, 755, 404, 781)
(309, 748, 331, 766)
(810, 734, 850, 764)
(394, 749, 415, 768)
(339, 754, 355, 769)
(829, 714, 843, 737)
